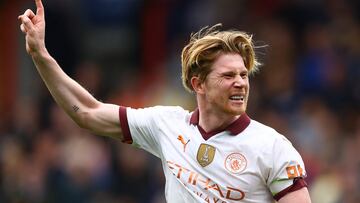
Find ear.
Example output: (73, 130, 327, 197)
(191, 76, 205, 94)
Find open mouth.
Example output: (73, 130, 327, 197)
(229, 95, 245, 102)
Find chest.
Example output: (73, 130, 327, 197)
(158, 124, 272, 196)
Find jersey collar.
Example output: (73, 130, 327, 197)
(190, 109, 251, 140)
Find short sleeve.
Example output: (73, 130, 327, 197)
(121, 106, 186, 158)
(267, 135, 307, 197)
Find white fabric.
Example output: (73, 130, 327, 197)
(125, 106, 306, 203)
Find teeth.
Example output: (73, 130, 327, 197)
(230, 96, 244, 100)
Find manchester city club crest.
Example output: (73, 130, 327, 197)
(224, 152, 247, 174)
(197, 143, 216, 167)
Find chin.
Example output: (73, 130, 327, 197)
(226, 107, 246, 116)
(229, 104, 247, 114)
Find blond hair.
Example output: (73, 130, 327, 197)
(181, 24, 260, 92)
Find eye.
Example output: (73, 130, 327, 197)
(241, 72, 248, 79)
(222, 73, 235, 79)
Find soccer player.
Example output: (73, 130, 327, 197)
(18, 0, 311, 202)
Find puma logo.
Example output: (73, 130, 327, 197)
(177, 135, 190, 152)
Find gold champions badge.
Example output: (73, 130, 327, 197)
(197, 143, 216, 167)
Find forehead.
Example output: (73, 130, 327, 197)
(211, 53, 246, 73)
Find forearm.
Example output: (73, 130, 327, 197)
(19, 0, 123, 139)
(31, 49, 100, 125)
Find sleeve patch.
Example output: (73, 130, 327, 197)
(286, 161, 305, 179)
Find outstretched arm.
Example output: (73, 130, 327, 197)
(18, 0, 123, 139)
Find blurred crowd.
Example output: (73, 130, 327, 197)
(0, 0, 359, 202)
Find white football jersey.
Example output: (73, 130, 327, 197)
(119, 106, 307, 203)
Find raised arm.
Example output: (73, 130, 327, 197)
(18, 0, 123, 139)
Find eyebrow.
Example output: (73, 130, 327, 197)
(219, 69, 248, 75)
(220, 71, 236, 75)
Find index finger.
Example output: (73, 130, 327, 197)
(35, 0, 44, 16)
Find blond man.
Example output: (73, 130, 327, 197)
(19, 0, 311, 202)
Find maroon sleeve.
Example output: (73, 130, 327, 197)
(119, 106, 133, 144)
(273, 178, 308, 201)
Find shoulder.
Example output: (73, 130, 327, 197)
(127, 105, 190, 120)
(247, 119, 294, 147)
(152, 105, 188, 113)
(148, 105, 189, 116)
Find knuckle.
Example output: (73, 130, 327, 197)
(25, 9, 34, 16)
(23, 17, 31, 23)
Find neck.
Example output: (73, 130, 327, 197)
(197, 106, 240, 133)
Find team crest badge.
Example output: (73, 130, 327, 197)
(197, 144, 216, 167)
(224, 153, 247, 174)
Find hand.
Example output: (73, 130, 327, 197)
(18, 0, 46, 56)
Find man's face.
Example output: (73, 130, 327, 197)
(202, 53, 249, 116)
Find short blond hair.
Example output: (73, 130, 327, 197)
(181, 24, 260, 92)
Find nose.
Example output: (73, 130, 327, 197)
(233, 75, 246, 88)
